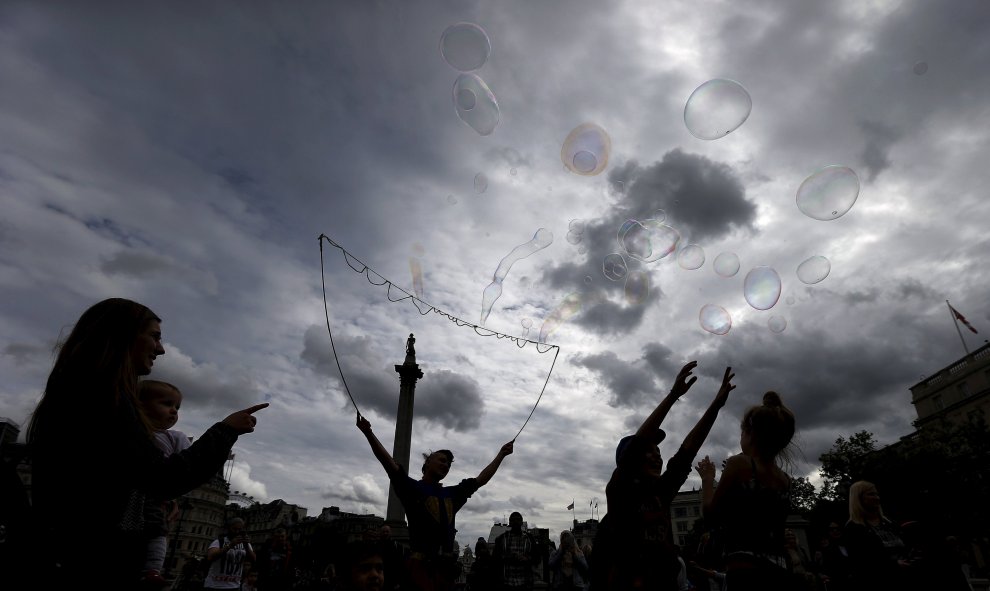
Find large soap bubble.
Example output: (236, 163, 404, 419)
(796, 255, 831, 284)
(453, 74, 499, 136)
(618, 219, 680, 263)
(684, 79, 753, 140)
(700, 304, 732, 335)
(796, 166, 860, 221)
(561, 123, 611, 176)
(743, 266, 782, 310)
(603, 253, 628, 281)
(440, 23, 491, 72)
(678, 244, 705, 270)
(713, 252, 740, 277)
(624, 270, 650, 305)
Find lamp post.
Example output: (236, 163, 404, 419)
(164, 497, 194, 579)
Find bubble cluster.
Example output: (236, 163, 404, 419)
(561, 123, 611, 176)
(439, 23, 491, 72)
(603, 253, 628, 281)
(743, 266, 782, 310)
(617, 219, 681, 263)
(700, 304, 732, 335)
(474, 173, 488, 193)
(796, 255, 831, 285)
(678, 244, 705, 270)
(713, 252, 740, 277)
(796, 166, 860, 221)
(624, 270, 650, 305)
(768, 315, 787, 333)
(480, 228, 554, 325)
(566, 219, 586, 246)
(453, 74, 500, 136)
(684, 79, 753, 140)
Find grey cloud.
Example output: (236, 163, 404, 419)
(507, 496, 543, 515)
(571, 350, 657, 409)
(100, 251, 220, 295)
(858, 120, 901, 182)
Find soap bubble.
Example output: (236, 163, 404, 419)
(651, 209, 666, 223)
(521, 317, 533, 329)
(624, 270, 650, 305)
(743, 266, 781, 310)
(768, 315, 787, 333)
(796, 166, 860, 221)
(569, 219, 586, 234)
(439, 23, 491, 72)
(577, 243, 588, 254)
(561, 123, 611, 176)
(566, 230, 583, 245)
(700, 304, 732, 335)
(684, 79, 753, 140)
(619, 219, 680, 263)
(474, 173, 488, 194)
(678, 244, 705, 270)
(447, 194, 457, 204)
(713, 252, 740, 277)
(584, 275, 592, 284)
(480, 228, 554, 325)
(453, 74, 499, 136)
(785, 295, 795, 306)
(603, 253, 627, 281)
(913, 61, 928, 75)
(539, 292, 584, 342)
(796, 255, 831, 285)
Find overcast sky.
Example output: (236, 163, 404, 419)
(2, 0, 988, 549)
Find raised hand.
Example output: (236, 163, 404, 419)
(670, 360, 699, 398)
(222, 403, 269, 434)
(695, 455, 717, 483)
(714, 366, 736, 406)
(499, 441, 514, 457)
(357, 414, 372, 435)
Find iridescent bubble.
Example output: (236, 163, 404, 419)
(913, 61, 928, 76)
(480, 228, 554, 325)
(796, 166, 860, 221)
(409, 250, 424, 300)
(796, 255, 831, 285)
(684, 79, 752, 140)
(617, 220, 653, 260)
(678, 244, 705, 270)
(700, 304, 732, 335)
(447, 194, 458, 204)
(474, 173, 488, 194)
(565, 230, 583, 245)
(603, 253, 627, 281)
(713, 252, 740, 277)
(411, 242, 425, 257)
(624, 270, 650, 305)
(561, 123, 611, 176)
(453, 74, 499, 136)
(743, 266, 782, 310)
(521, 317, 533, 329)
(768, 315, 787, 333)
(539, 292, 583, 342)
(439, 23, 491, 72)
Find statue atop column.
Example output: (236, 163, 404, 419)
(406, 333, 416, 356)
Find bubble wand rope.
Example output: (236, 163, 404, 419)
(318, 233, 560, 439)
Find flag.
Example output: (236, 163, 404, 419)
(594, 502, 598, 509)
(566, 501, 574, 510)
(950, 303, 979, 334)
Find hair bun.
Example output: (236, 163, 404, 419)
(763, 391, 783, 407)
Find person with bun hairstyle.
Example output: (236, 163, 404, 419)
(695, 391, 796, 591)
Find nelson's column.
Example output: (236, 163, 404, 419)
(386, 333, 424, 533)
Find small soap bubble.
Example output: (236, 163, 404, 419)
(521, 317, 533, 329)
(743, 266, 782, 310)
(566, 230, 583, 245)
(700, 304, 732, 335)
(796, 166, 860, 221)
(603, 253, 628, 281)
(796, 255, 831, 284)
(785, 295, 795, 306)
(447, 194, 458, 204)
(584, 275, 592, 284)
(624, 270, 650, 305)
(684, 79, 753, 140)
(768, 315, 787, 333)
(713, 252, 740, 277)
(569, 219, 586, 234)
(577, 243, 588, 254)
(439, 23, 491, 72)
(561, 123, 611, 176)
(913, 61, 928, 76)
(678, 244, 705, 270)
(652, 209, 666, 223)
(509, 167, 517, 176)
(453, 74, 499, 136)
(474, 172, 488, 194)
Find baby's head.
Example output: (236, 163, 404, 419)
(138, 380, 183, 430)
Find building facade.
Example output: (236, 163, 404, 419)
(910, 341, 990, 428)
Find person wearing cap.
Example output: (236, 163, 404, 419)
(591, 361, 736, 590)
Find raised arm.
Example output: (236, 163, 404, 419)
(475, 441, 514, 486)
(636, 361, 699, 437)
(697, 453, 747, 521)
(356, 414, 402, 477)
(678, 366, 735, 459)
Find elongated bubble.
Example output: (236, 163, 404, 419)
(796, 166, 860, 220)
(561, 123, 611, 176)
(684, 79, 752, 140)
(743, 266, 782, 310)
(713, 252, 740, 277)
(796, 255, 831, 284)
(409, 257, 424, 300)
(603, 253, 628, 281)
(480, 228, 553, 325)
(540, 292, 584, 342)
(700, 304, 732, 335)
(440, 23, 491, 72)
(453, 74, 499, 136)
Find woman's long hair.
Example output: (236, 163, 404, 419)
(28, 298, 160, 448)
(848, 480, 887, 526)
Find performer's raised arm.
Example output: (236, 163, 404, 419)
(356, 414, 402, 477)
(475, 441, 514, 486)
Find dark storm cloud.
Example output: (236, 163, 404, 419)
(301, 326, 484, 431)
(572, 350, 657, 409)
(858, 120, 901, 182)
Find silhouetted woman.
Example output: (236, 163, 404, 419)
(843, 481, 911, 591)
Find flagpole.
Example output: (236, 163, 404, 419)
(947, 300, 971, 355)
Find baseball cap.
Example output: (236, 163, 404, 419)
(615, 430, 666, 464)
